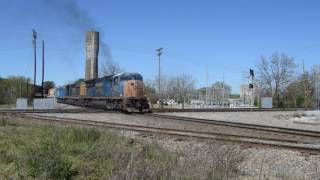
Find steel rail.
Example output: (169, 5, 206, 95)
(5, 113, 320, 155)
(150, 108, 319, 113)
(143, 113, 320, 138)
(1, 107, 317, 114)
(0, 108, 107, 114)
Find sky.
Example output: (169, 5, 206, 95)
(1, 0, 320, 93)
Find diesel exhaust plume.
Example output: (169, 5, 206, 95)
(42, 0, 116, 77)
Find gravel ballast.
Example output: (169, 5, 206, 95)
(160, 110, 320, 132)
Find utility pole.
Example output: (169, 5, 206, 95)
(32, 29, 37, 99)
(41, 40, 45, 98)
(156, 48, 163, 108)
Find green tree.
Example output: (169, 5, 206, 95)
(0, 76, 32, 104)
(44, 81, 55, 89)
(285, 70, 314, 108)
(75, 78, 85, 83)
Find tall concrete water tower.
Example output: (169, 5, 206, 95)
(85, 30, 99, 80)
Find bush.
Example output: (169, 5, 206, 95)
(0, 122, 181, 179)
(24, 140, 77, 179)
(0, 120, 246, 179)
(0, 117, 8, 126)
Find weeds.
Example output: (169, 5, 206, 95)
(0, 123, 182, 179)
(0, 117, 8, 126)
(0, 122, 247, 179)
(24, 139, 78, 179)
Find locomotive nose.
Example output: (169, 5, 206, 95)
(124, 80, 144, 98)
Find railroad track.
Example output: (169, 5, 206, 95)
(142, 114, 320, 146)
(1, 107, 318, 114)
(143, 114, 320, 139)
(4, 113, 320, 155)
(151, 107, 319, 113)
(0, 108, 107, 114)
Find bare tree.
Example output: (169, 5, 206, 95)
(169, 74, 196, 109)
(211, 81, 231, 102)
(154, 75, 171, 100)
(143, 80, 158, 107)
(145, 76, 170, 106)
(310, 65, 320, 108)
(145, 74, 195, 108)
(257, 53, 296, 107)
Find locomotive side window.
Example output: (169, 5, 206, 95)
(114, 77, 120, 84)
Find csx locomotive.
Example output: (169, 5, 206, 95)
(55, 72, 150, 113)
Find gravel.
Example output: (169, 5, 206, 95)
(124, 132, 320, 179)
(159, 110, 320, 132)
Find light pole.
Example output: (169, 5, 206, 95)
(32, 29, 37, 98)
(157, 48, 163, 108)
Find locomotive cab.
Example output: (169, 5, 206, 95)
(120, 74, 143, 98)
(113, 73, 149, 112)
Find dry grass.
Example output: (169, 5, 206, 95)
(0, 117, 250, 179)
(1, 116, 320, 179)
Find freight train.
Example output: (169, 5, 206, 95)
(55, 72, 150, 113)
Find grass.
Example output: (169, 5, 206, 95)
(2, 116, 319, 179)
(0, 117, 247, 179)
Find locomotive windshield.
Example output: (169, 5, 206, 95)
(117, 73, 143, 81)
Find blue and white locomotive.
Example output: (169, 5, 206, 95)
(55, 72, 150, 113)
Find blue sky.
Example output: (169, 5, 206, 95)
(1, 0, 320, 93)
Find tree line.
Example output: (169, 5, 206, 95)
(0, 76, 55, 105)
(144, 74, 196, 108)
(144, 74, 233, 108)
(145, 52, 320, 109)
(256, 52, 320, 108)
